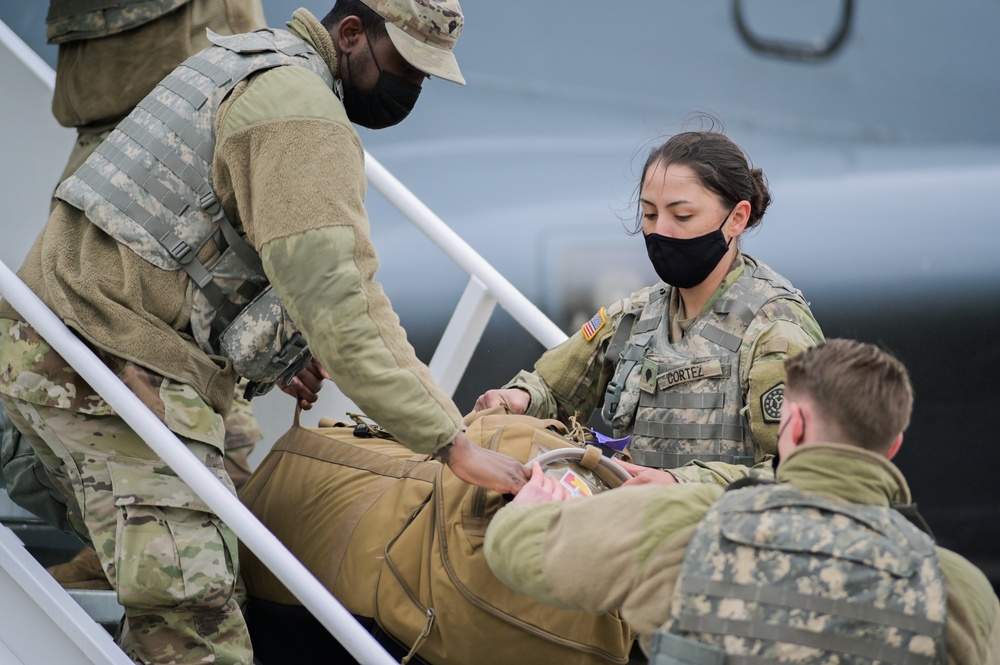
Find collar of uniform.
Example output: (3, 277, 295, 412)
(287, 9, 339, 77)
(667, 252, 746, 342)
(777, 441, 912, 507)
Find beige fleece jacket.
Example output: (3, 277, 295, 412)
(0, 9, 461, 453)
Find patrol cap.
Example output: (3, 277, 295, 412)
(360, 0, 466, 85)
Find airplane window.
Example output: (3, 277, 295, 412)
(732, 0, 854, 62)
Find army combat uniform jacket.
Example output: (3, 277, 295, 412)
(484, 443, 1000, 664)
(0, 9, 463, 456)
(506, 253, 823, 483)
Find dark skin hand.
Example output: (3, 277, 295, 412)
(278, 358, 329, 410)
(446, 432, 529, 495)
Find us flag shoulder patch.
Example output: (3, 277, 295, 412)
(581, 307, 607, 341)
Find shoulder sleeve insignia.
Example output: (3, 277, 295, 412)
(581, 307, 607, 341)
(760, 381, 784, 423)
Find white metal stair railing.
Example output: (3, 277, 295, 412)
(0, 16, 569, 665)
(0, 239, 403, 665)
(365, 156, 568, 395)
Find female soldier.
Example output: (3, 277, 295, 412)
(475, 130, 823, 486)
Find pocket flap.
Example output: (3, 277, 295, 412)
(108, 456, 217, 512)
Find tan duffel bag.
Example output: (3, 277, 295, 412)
(239, 408, 633, 665)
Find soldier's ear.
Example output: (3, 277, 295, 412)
(727, 200, 751, 238)
(885, 433, 903, 460)
(334, 15, 364, 54)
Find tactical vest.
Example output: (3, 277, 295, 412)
(47, 0, 188, 43)
(601, 256, 806, 469)
(655, 483, 947, 665)
(54, 28, 334, 393)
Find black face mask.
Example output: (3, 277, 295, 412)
(643, 207, 735, 289)
(342, 36, 421, 129)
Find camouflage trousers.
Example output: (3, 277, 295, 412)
(0, 394, 252, 665)
(1, 385, 260, 533)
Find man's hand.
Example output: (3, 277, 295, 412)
(511, 461, 571, 504)
(618, 460, 678, 487)
(279, 358, 329, 410)
(445, 432, 529, 494)
(473, 388, 530, 414)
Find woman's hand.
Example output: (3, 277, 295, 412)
(618, 460, 678, 487)
(511, 461, 571, 504)
(473, 388, 530, 414)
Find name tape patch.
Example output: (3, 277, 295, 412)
(657, 359, 724, 390)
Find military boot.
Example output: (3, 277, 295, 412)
(47, 546, 112, 590)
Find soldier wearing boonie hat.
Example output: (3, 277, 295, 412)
(360, 0, 466, 84)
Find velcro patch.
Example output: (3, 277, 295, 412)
(657, 359, 724, 390)
(639, 358, 659, 394)
(760, 382, 784, 423)
(581, 307, 606, 341)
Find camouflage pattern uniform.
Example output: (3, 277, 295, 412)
(484, 443, 1000, 663)
(0, 319, 245, 664)
(507, 254, 823, 485)
(0, 5, 470, 662)
(2, 0, 266, 538)
(662, 482, 947, 663)
(47, 0, 266, 193)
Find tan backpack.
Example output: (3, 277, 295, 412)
(239, 409, 633, 665)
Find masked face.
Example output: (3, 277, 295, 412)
(341, 32, 422, 129)
(643, 207, 735, 289)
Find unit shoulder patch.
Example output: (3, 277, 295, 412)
(581, 307, 607, 341)
(760, 381, 784, 423)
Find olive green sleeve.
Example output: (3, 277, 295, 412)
(215, 64, 461, 454)
(667, 459, 775, 485)
(505, 291, 652, 425)
(485, 484, 723, 616)
(741, 299, 825, 458)
(260, 230, 462, 454)
(937, 547, 1000, 664)
(503, 325, 616, 424)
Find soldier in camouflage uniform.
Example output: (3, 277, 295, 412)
(0, 0, 269, 592)
(485, 339, 1000, 664)
(47, 0, 267, 193)
(476, 131, 823, 487)
(0, 1, 527, 662)
(47, 0, 272, 490)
